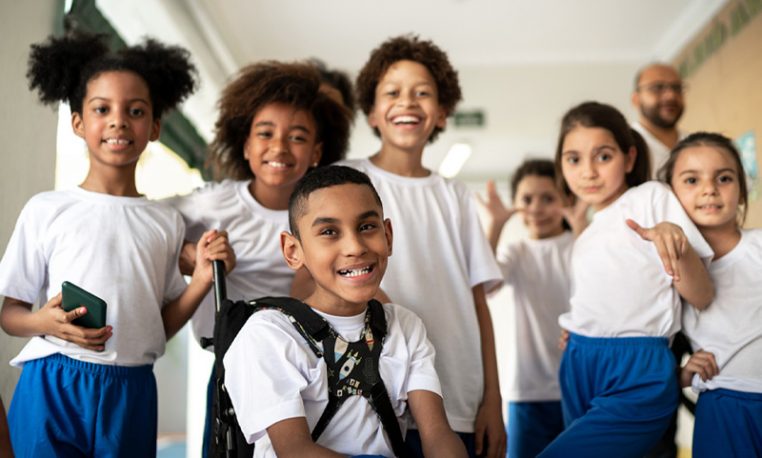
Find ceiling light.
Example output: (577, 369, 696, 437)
(439, 143, 472, 178)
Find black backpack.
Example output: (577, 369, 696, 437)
(207, 262, 410, 457)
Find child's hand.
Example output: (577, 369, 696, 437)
(558, 328, 570, 351)
(474, 397, 507, 458)
(626, 220, 688, 281)
(37, 292, 112, 351)
(193, 229, 236, 284)
(561, 198, 590, 236)
(680, 350, 719, 388)
(477, 180, 520, 228)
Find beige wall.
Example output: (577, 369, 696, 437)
(674, 0, 762, 228)
(0, 3, 58, 405)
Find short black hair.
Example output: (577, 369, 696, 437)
(288, 166, 383, 238)
(27, 29, 197, 118)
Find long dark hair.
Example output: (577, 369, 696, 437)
(554, 101, 651, 196)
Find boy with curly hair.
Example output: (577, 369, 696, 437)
(343, 35, 506, 457)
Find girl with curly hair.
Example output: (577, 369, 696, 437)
(0, 30, 234, 456)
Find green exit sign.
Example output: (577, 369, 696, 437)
(454, 110, 485, 128)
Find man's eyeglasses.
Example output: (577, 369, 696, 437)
(637, 82, 686, 95)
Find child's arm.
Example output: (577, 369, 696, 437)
(162, 230, 235, 339)
(680, 350, 719, 388)
(478, 180, 519, 252)
(472, 284, 507, 458)
(267, 417, 344, 457)
(0, 293, 112, 351)
(408, 389, 468, 457)
(626, 220, 715, 309)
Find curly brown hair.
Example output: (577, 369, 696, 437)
(208, 61, 351, 180)
(355, 35, 462, 143)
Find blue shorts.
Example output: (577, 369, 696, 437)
(8, 353, 157, 458)
(507, 401, 563, 458)
(539, 334, 678, 457)
(693, 388, 762, 457)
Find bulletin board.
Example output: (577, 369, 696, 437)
(672, 0, 762, 228)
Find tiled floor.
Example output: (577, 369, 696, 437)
(157, 437, 186, 458)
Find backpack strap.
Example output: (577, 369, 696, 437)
(251, 296, 332, 357)
(253, 297, 409, 457)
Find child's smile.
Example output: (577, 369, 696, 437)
(670, 145, 741, 232)
(285, 183, 392, 315)
(73, 70, 159, 170)
(245, 102, 322, 207)
(369, 60, 445, 153)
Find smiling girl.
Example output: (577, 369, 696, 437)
(165, 61, 351, 456)
(538, 102, 714, 457)
(659, 132, 762, 457)
(0, 31, 234, 456)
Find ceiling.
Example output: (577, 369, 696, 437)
(190, 0, 724, 70)
(98, 0, 727, 182)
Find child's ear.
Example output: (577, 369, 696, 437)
(435, 108, 447, 129)
(311, 143, 323, 167)
(383, 218, 393, 257)
(150, 119, 161, 142)
(367, 107, 379, 129)
(625, 146, 637, 173)
(71, 112, 85, 139)
(281, 231, 305, 271)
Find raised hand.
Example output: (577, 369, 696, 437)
(478, 180, 519, 228)
(478, 180, 522, 251)
(680, 350, 719, 388)
(626, 219, 688, 281)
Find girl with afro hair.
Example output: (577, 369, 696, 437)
(165, 60, 351, 456)
(0, 30, 234, 456)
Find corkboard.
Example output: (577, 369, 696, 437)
(672, 0, 762, 228)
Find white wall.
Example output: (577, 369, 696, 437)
(0, 2, 58, 407)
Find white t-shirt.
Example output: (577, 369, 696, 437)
(631, 121, 685, 177)
(340, 158, 503, 432)
(559, 182, 713, 338)
(166, 180, 293, 344)
(224, 302, 441, 457)
(0, 187, 188, 367)
(496, 231, 573, 402)
(683, 229, 762, 394)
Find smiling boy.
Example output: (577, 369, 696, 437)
(344, 35, 505, 457)
(223, 165, 466, 457)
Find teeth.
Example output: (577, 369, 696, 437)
(339, 266, 371, 277)
(105, 138, 130, 145)
(392, 115, 420, 125)
(268, 161, 288, 168)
